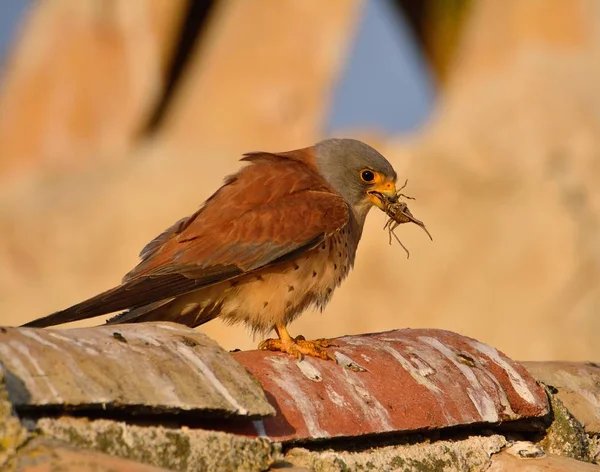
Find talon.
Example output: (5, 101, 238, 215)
(258, 338, 281, 351)
(258, 330, 336, 362)
(313, 338, 337, 348)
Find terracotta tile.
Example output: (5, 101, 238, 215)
(233, 329, 550, 441)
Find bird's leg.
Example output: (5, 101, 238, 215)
(259, 324, 336, 361)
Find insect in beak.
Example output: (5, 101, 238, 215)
(380, 180, 433, 258)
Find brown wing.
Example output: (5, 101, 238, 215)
(23, 153, 349, 327)
(124, 153, 348, 278)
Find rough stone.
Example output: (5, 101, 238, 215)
(538, 390, 592, 463)
(285, 434, 507, 472)
(36, 416, 279, 472)
(7, 437, 171, 472)
(0, 367, 27, 469)
(488, 442, 599, 471)
(524, 361, 600, 434)
(232, 329, 549, 441)
(589, 435, 600, 464)
(0, 323, 274, 418)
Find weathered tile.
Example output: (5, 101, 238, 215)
(233, 329, 550, 441)
(0, 322, 274, 418)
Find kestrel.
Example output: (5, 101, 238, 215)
(23, 139, 399, 360)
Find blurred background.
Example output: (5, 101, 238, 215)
(0, 0, 599, 361)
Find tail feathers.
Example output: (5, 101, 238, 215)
(107, 297, 223, 328)
(20, 272, 207, 328)
(21, 284, 142, 328)
(106, 299, 176, 324)
(20, 272, 223, 328)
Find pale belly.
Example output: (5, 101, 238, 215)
(167, 232, 355, 335)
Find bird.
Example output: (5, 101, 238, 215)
(22, 138, 399, 360)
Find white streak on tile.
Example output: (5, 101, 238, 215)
(8, 341, 63, 403)
(19, 330, 61, 350)
(382, 345, 441, 394)
(47, 332, 99, 355)
(340, 368, 393, 431)
(420, 337, 499, 422)
(325, 386, 348, 408)
(296, 360, 322, 382)
(175, 344, 248, 415)
(267, 357, 327, 438)
(470, 341, 537, 404)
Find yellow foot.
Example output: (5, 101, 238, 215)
(259, 335, 337, 361)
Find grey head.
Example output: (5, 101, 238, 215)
(314, 138, 398, 224)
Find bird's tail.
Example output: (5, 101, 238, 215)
(21, 275, 218, 328)
(21, 284, 140, 328)
(106, 296, 222, 328)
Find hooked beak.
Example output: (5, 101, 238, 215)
(367, 178, 397, 211)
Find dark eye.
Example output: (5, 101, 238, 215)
(361, 170, 375, 182)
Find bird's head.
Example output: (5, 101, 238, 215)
(314, 138, 398, 222)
